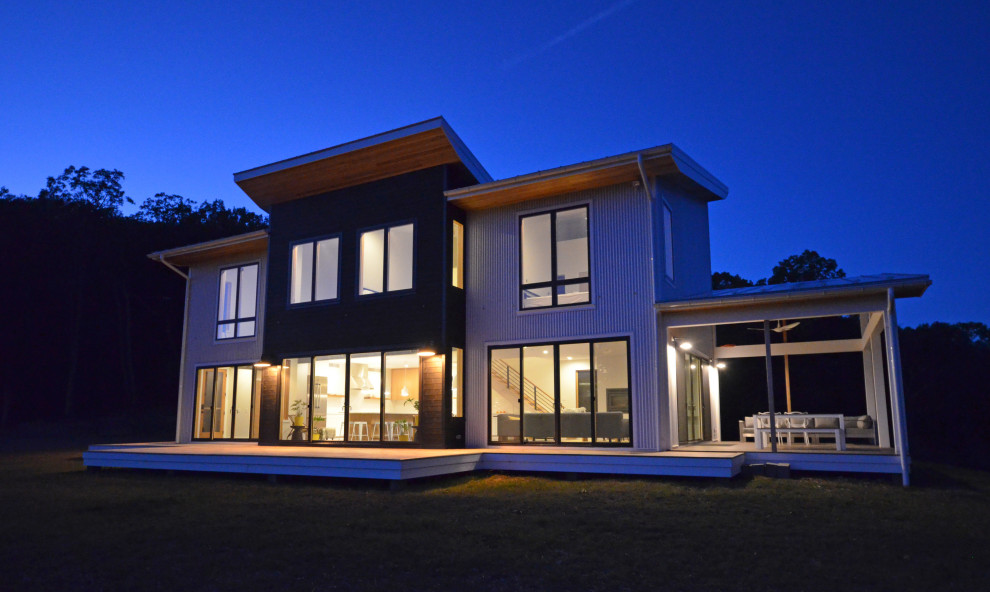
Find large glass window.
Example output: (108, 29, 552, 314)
(359, 223, 414, 295)
(278, 350, 428, 444)
(290, 237, 340, 304)
(489, 338, 630, 446)
(193, 365, 260, 440)
(217, 263, 258, 339)
(520, 206, 589, 309)
(452, 220, 464, 289)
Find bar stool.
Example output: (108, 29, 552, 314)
(349, 421, 369, 441)
(371, 422, 381, 440)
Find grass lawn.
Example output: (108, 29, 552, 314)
(1, 437, 988, 591)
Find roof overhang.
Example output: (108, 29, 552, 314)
(147, 230, 269, 267)
(444, 144, 727, 211)
(233, 117, 491, 212)
(657, 274, 932, 314)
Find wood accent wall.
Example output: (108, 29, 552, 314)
(417, 355, 446, 448)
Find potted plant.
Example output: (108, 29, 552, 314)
(290, 399, 308, 426)
(312, 416, 325, 441)
(394, 419, 410, 441)
(404, 398, 420, 426)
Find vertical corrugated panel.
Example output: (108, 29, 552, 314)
(179, 254, 267, 443)
(465, 185, 661, 450)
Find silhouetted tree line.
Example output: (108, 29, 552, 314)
(713, 254, 990, 469)
(0, 167, 266, 429)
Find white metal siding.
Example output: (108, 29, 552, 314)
(176, 252, 267, 443)
(464, 184, 661, 450)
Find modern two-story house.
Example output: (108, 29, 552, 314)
(86, 118, 929, 485)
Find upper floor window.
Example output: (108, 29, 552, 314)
(520, 206, 589, 309)
(452, 220, 464, 289)
(290, 237, 340, 304)
(359, 223, 414, 295)
(663, 203, 674, 281)
(217, 263, 258, 339)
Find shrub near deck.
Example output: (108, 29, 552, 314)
(0, 446, 988, 591)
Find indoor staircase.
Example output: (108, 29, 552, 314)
(490, 357, 560, 413)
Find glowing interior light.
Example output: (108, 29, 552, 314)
(678, 341, 693, 350)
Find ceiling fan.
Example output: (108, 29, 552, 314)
(747, 320, 800, 412)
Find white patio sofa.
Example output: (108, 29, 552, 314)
(739, 414, 877, 445)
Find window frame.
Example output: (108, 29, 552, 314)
(216, 262, 259, 340)
(277, 348, 425, 446)
(287, 234, 342, 307)
(663, 201, 674, 282)
(487, 336, 632, 447)
(451, 219, 465, 289)
(518, 205, 591, 310)
(191, 364, 261, 441)
(356, 220, 417, 298)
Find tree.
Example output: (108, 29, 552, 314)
(38, 166, 133, 214)
(712, 271, 754, 290)
(135, 193, 197, 225)
(767, 249, 845, 284)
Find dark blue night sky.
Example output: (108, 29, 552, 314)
(2, 1, 987, 326)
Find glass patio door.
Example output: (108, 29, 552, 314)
(681, 353, 705, 442)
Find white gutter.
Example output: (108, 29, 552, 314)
(156, 254, 189, 280)
(656, 278, 931, 311)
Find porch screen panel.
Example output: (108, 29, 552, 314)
(594, 340, 630, 443)
(490, 347, 521, 443)
(522, 345, 556, 443)
(559, 343, 591, 443)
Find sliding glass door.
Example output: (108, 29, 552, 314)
(193, 365, 261, 441)
(489, 338, 631, 446)
(279, 350, 421, 444)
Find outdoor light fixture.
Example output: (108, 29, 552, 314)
(678, 340, 693, 351)
(418, 349, 436, 357)
(716, 362, 727, 369)
(253, 362, 271, 368)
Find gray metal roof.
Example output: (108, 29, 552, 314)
(659, 273, 931, 311)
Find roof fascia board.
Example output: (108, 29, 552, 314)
(669, 144, 728, 200)
(445, 145, 674, 201)
(147, 229, 269, 261)
(438, 119, 492, 183)
(234, 117, 460, 183)
(657, 277, 931, 311)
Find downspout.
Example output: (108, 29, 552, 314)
(158, 255, 190, 442)
(638, 154, 665, 451)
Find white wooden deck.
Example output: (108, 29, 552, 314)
(83, 442, 746, 480)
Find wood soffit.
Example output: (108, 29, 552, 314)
(235, 128, 463, 211)
(151, 232, 269, 267)
(445, 149, 718, 211)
